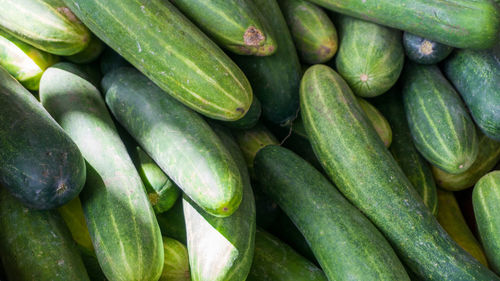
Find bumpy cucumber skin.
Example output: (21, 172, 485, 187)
(443, 49, 500, 141)
(103, 67, 243, 217)
(170, 0, 276, 56)
(0, 66, 85, 210)
(335, 15, 404, 98)
(373, 89, 438, 216)
(305, 0, 500, 49)
(279, 0, 337, 64)
(40, 62, 164, 281)
(403, 32, 453, 65)
(357, 97, 392, 147)
(232, 0, 301, 125)
(403, 63, 478, 174)
(254, 145, 410, 280)
(161, 237, 190, 281)
(0, 188, 90, 281)
(66, 34, 105, 64)
(300, 64, 498, 280)
(218, 96, 262, 129)
(433, 133, 500, 191)
(62, 0, 252, 121)
(473, 171, 500, 273)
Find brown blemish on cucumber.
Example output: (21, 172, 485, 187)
(244, 26, 265, 46)
(56, 182, 67, 195)
(57, 7, 79, 23)
(420, 40, 434, 55)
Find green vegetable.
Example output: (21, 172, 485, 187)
(403, 32, 453, 64)
(160, 237, 190, 281)
(65, 34, 104, 64)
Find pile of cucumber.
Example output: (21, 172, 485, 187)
(0, 0, 499, 280)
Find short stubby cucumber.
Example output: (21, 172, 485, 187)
(403, 33, 453, 65)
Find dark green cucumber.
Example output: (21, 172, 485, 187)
(300, 64, 498, 280)
(443, 49, 500, 141)
(0, 188, 90, 281)
(278, 0, 337, 64)
(66, 34, 105, 64)
(39, 62, 164, 281)
(231, 0, 301, 125)
(161, 237, 190, 281)
(99, 48, 130, 75)
(0, 0, 90, 55)
(373, 89, 438, 216)
(103, 67, 243, 217)
(335, 15, 404, 97)
(62, 0, 253, 121)
(357, 97, 392, 147)
(157, 198, 187, 245)
(0, 30, 59, 90)
(433, 133, 500, 191)
(403, 63, 478, 174)
(305, 0, 499, 49)
(254, 145, 409, 280)
(473, 171, 500, 273)
(218, 96, 262, 129)
(403, 32, 453, 65)
(247, 229, 327, 281)
(170, 0, 276, 56)
(0, 66, 85, 210)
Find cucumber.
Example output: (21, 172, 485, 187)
(335, 15, 404, 98)
(433, 133, 500, 191)
(305, 0, 499, 49)
(278, 0, 337, 64)
(473, 171, 500, 273)
(300, 64, 498, 280)
(62, 0, 253, 121)
(403, 63, 478, 174)
(0, 66, 85, 210)
(218, 96, 262, 129)
(231, 0, 301, 125)
(161, 237, 190, 281)
(247, 229, 327, 281)
(443, 49, 500, 141)
(99, 48, 130, 75)
(282, 132, 325, 172)
(403, 33, 453, 65)
(157, 199, 187, 244)
(39, 62, 164, 281)
(170, 0, 276, 56)
(0, 188, 90, 281)
(0, 30, 59, 90)
(437, 189, 488, 266)
(373, 89, 438, 216)
(0, 0, 90, 55)
(58, 197, 94, 255)
(103, 67, 243, 217)
(66, 34, 105, 64)
(357, 97, 392, 147)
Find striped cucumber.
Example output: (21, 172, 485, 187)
(278, 0, 337, 64)
(62, 0, 253, 121)
(473, 171, 500, 273)
(39, 62, 164, 281)
(403, 33, 453, 65)
(103, 67, 243, 217)
(335, 15, 404, 97)
(161, 237, 190, 281)
(403, 63, 478, 174)
(170, 0, 276, 56)
(300, 64, 498, 280)
(66, 34, 105, 64)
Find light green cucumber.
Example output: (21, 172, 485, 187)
(160, 237, 190, 281)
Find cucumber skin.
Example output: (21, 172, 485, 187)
(62, 0, 253, 121)
(335, 15, 404, 98)
(103, 67, 243, 217)
(305, 0, 499, 49)
(161, 237, 190, 281)
(254, 145, 409, 280)
(357, 97, 392, 148)
(433, 133, 500, 191)
(403, 63, 478, 174)
(218, 96, 262, 130)
(170, 0, 276, 56)
(0, 188, 90, 281)
(66, 34, 105, 64)
(300, 64, 498, 280)
(232, 0, 301, 125)
(473, 171, 500, 273)
(39, 63, 164, 281)
(373, 89, 438, 216)
(403, 33, 453, 65)
(443, 49, 500, 141)
(0, 66, 85, 210)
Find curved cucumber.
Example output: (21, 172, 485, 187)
(443, 49, 500, 141)
(403, 33, 453, 65)
(279, 0, 337, 64)
(218, 96, 262, 129)
(39, 62, 164, 281)
(300, 64, 498, 280)
(170, 0, 276, 56)
(0, 188, 90, 281)
(357, 97, 392, 148)
(103, 67, 243, 217)
(62, 0, 253, 121)
(403, 63, 478, 174)
(66, 34, 104, 64)
(335, 15, 404, 98)
(473, 171, 500, 273)
(0, 66, 85, 210)
(161, 237, 190, 281)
